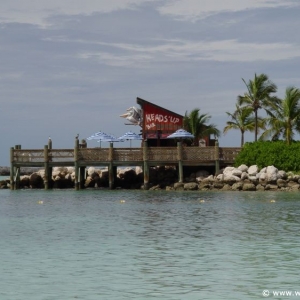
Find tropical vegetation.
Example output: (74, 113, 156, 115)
(234, 141, 300, 172)
(260, 87, 300, 145)
(224, 73, 300, 147)
(183, 108, 220, 146)
(223, 104, 264, 147)
(237, 73, 279, 142)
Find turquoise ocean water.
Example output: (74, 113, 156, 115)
(1, 188, 300, 300)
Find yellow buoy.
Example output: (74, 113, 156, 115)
(37, 200, 43, 204)
(120, 200, 126, 203)
(270, 200, 276, 203)
(199, 199, 205, 203)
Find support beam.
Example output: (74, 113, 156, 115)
(48, 137, 52, 188)
(15, 167, 20, 190)
(10, 147, 14, 190)
(215, 140, 220, 175)
(177, 141, 183, 183)
(143, 141, 149, 190)
(44, 145, 49, 190)
(15, 145, 21, 190)
(108, 143, 114, 189)
(74, 136, 79, 190)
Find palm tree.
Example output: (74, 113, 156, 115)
(183, 108, 220, 145)
(223, 104, 264, 147)
(238, 73, 278, 142)
(260, 87, 300, 145)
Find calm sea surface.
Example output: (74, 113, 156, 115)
(1, 188, 300, 300)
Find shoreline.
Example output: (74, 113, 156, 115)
(1, 165, 300, 192)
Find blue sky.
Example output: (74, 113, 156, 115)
(1, 0, 300, 165)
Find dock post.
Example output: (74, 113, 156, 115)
(79, 139, 86, 189)
(10, 147, 15, 190)
(143, 141, 149, 190)
(74, 136, 79, 191)
(108, 142, 114, 189)
(15, 145, 21, 190)
(48, 137, 52, 188)
(44, 145, 49, 190)
(215, 139, 220, 175)
(177, 141, 183, 183)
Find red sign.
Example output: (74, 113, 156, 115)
(143, 103, 183, 131)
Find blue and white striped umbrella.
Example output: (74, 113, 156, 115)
(98, 134, 124, 144)
(167, 129, 194, 139)
(87, 131, 107, 140)
(87, 131, 115, 147)
(118, 131, 142, 148)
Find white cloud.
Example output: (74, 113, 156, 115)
(0, 72, 24, 80)
(158, 0, 299, 21)
(76, 39, 300, 65)
(2, 0, 299, 27)
(0, 0, 158, 27)
(78, 52, 153, 67)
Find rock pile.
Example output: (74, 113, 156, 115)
(0, 166, 39, 176)
(166, 164, 299, 192)
(1, 164, 300, 191)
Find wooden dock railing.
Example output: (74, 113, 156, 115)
(10, 140, 241, 190)
(11, 147, 240, 164)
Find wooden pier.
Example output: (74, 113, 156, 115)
(10, 138, 241, 190)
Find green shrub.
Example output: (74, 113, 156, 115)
(234, 141, 300, 171)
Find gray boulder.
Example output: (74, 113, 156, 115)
(184, 182, 198, 190)
(232, 182, 243, 191)
(242, 183, 256, 191)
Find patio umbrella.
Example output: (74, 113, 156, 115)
(167, 129, 194, 146)
(87, 131, 112, 147)
(118, 131, 142, 148)
(97, 134, 124, 145)
(167, 129, 194, 139)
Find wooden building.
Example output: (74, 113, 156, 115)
(136, 97, 182, 146)
(136, 97, 214, 147)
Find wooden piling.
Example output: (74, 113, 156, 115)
(143, 141, 149, 190)
(215, 140, 220, 175)
(48, 138, 52, 187)
(177, 141, 183, 183)
(15, 145, 21, 190)
(10, 147, 15, 190)
(108, 143, 114, 189)
(44, 145, 49, 190)
(74, 137, 79, 190)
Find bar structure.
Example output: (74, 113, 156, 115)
(9, 138, 241, 190)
